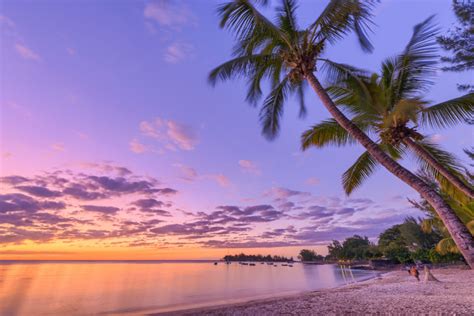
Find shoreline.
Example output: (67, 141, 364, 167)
(151, 268, 473, 315)
(143, 270, 387, 316)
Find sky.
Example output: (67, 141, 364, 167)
(0, 0, 472, 260)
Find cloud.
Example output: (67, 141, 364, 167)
(0, 15, 15, 28)
(430, 133, 445, 143)
(205, 174, 231, 187)
(166, 119, 198, 149)
(144, 0, 196, 29)
(15, 43, 41, 61)
(5, 101, 32, 119)
(129, 139, 148, 154)
(66, 47, 76, 56)
(51, 143, 65, 152)
(305, 177, 320, 186)
(15, 186, 62, 198)
(264, 187, 310, 201)
(131, 198, 172, 216)
(238, 160, 261, 175)
(81, 205, 120, 214)
(0, 164, 180, 245)
(173, 163, 198, 181)
(164, 42, 194, 63)
(138, 117, 198, 152)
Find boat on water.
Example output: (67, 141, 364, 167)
(214, 262, 218, 265)
(249, 263, 256, 266)
(266, 262, 274, 265)
(281, 264, 288, 266)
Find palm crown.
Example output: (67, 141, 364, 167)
(209, 0, 377, 139)
(301, 16, 474, 196)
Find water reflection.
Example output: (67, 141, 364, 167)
(0, 262, 376, 315)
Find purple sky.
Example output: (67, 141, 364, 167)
(0, 0, 472, 259)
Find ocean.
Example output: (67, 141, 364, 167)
(0, 260, 377, 315)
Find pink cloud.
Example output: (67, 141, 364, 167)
(164, 42, 194, 63)
(305, 177, 320, 186)
(138, 117, 198, 152)
(129, 139, 148, 154)
(238, 160, 261, 175)
(144, 0, 196, 29)
(15, 43, 41, 61)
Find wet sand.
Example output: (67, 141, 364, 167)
(158, 268, 473, 315)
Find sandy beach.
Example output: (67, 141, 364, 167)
(160, 268, 474, 315)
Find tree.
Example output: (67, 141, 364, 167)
(327, 240, 344, 260)
(302, 16, 474, 198)
(327, 235, 376, 260)
(298, 249, 323, 261)
(437, 0, 474, 91)
(411, 168, 474, 256)
(209, 0, 474, 268)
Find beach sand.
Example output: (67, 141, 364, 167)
(159, 268, 473, 315)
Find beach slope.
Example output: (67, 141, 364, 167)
(161, 268, 473, 315)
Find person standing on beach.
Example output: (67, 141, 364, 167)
(409, 266, 420, 281)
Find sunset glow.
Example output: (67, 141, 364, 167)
(1, 0, 471, 261)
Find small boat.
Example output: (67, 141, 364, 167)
(266, 262, 274, 265)
(214, 262, 218, 265)
(260, 262, 265, 264)
(242, 262, 249, 265)
(281, 264, 288, 266)
(249, 263, 256, 266)
(288, 265, 293, 267)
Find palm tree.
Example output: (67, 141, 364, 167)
(411, 169, 474, 256)
(208, 0, 474, 268)
(301, 16, 474, 199)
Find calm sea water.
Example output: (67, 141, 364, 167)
(0, 261, 377, 315)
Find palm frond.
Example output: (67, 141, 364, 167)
(296, 81, 307, 118)
(318, 58, 370, 86)
(259, 76, 291, 139)
(436, 237, 459, 255)
(414, 139, 465, 175)
(301, 118, 356, 149)
(393, 15, 439, 101)
(342, 149, 379, 195)
(309, 0, 377, 52)
(218, 0, 291, 53)
(208, 54, 278, 86)
(420, 93, 474, 129)
(382, 98, 426, 127)
(277, 0, 299, 40)
(413, 139, 471, 202)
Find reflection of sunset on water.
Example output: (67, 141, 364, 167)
(0, 262, 376, 315)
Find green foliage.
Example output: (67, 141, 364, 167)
(210, 0, 378, 139)
(428, 248, 463, 263)
(377, 218, 441, 263)
(301, 15, 473, 195)
(298, 249, 324, 261)
(437, 0, 474, 91)
(410, 151, 474, 255)
(327, 235, 378, 260)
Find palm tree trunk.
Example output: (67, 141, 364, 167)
(304, 72, 474, 269)
(403, 137, 474, 199)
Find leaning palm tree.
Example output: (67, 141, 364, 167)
(208, 0, 474, 268)
(301, 16, 474, 199)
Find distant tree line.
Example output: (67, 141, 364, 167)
(223, 253, 293, 262)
